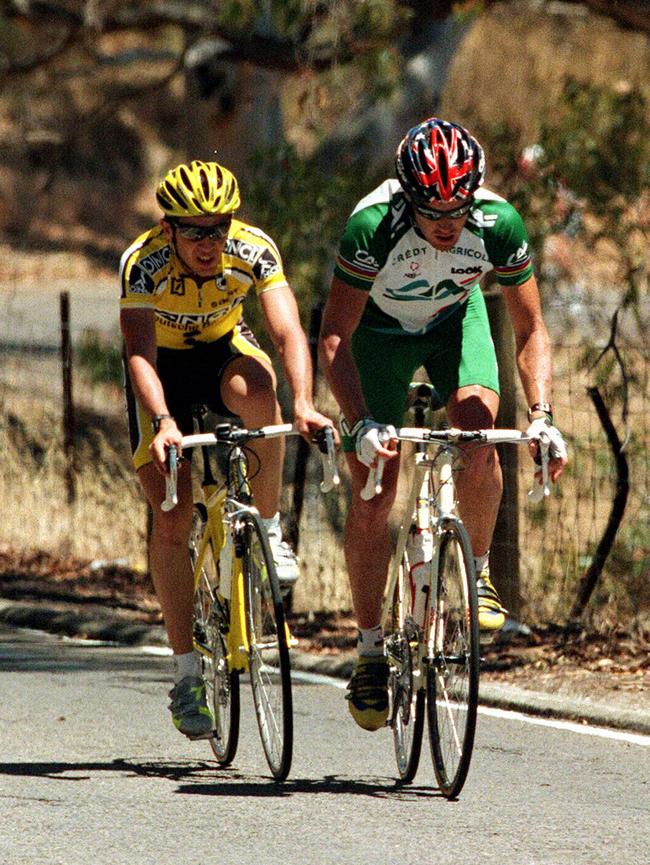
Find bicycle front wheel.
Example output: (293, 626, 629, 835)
(189, 505, 240, 766)
(426, 520, 479, 799)
(386, 527, 425, 783)
(242, 513, 293, 781)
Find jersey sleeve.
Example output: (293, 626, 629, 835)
(333, 204, 389, 290)
(226, 225, 289, 296)
(483, 202, 534, 287)
(119, 230, 166, 309)
(251, 238, 289, 295)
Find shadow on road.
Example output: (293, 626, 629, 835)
(178, 774, 442, 800)
(0, 758, 442, 798)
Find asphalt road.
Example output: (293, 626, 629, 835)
(1, 626, 648, 865)
(1, 281, 118, 349)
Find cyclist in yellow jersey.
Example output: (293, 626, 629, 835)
(120, 160, 333, 739)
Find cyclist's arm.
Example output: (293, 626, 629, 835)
(319, 275, 371, 428)
(258, 285, 334, 436)
(502, 275, 567, 480)
(502, 275, 552, 409)
(320, 277, 396, 464)
(120, 307, 182, 471)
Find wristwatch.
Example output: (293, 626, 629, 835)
(527, 402, 553, 423)
(151, 413, 174, 434)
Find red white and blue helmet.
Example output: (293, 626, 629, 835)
(395, 117, 485, 205)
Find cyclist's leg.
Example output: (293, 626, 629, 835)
(138, 460, 214, 737)
(423, 290, 506, 630)
(125, 359, 213, 737)
(345, 325, 425, 631)
(137, 461, 195, 654)
(422, 288, 501, 556)
(447, 386, 501, 558)
(220, 326, 284, 518)
(125, 362, 196, 655)
(343, 328, 423, 730)
(344, 453, 401, 630)
(217, 324, 298, 586)
(220, 354, 283, 519)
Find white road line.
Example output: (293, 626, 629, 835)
(478, 705, 650, 747)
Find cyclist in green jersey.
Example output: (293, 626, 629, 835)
(120, 160, 333, 739)
(319, 117, 568, 731)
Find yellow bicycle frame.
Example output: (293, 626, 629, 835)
(192, 479, 251, 673)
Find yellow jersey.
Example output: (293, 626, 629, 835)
(119, 219, 289, 349)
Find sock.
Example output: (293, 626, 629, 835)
(357, 625, 384, 657)
(262, 512, 281, 540)
(173, 650, 201, 683)
(474, 552, 489, 575)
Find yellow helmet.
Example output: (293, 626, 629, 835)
(156, 160, 240, 217)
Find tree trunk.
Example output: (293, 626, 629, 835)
(485, 288, 520, 618)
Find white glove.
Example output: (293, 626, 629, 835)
(350, 418, 397, 468)
(526, 417, 568, 462)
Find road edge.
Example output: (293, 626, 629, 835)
(2, 599, 648, 737)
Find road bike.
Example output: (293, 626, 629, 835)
(364, 383, 550, 798)
(162, 409, 338, 781)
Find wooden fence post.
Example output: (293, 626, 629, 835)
(60, 291, 76, 504)
(288, 301, 323, 550)
(485, 288, 520, 617)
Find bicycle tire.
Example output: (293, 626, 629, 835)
(386, 523, 426, 783)
(242, 513, 293, 781)
(189, 504, 240, 766)
(426, 519, 479, 799)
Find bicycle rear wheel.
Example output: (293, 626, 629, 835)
(385, 526, 425, 783)
(242, 513, 293, 781)
(426, 520, 479, 799)
(189, 505, 240, 766)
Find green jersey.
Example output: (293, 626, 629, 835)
(334, 179, 533, 335)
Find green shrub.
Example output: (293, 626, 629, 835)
(76, 329, 123, 386)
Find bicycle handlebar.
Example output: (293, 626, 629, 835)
(161, 423, 339, 511)
(359, 427, 552, 503)
(161, 444, 179, 512)
(313, 425, 341, 493)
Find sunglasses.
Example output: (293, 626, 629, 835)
(170, 219, 232, 241)
(412, 199, 474, 221)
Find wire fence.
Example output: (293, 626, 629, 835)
(1, 282, 648, 625)
(518, 341, 649, 624)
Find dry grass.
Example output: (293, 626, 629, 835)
(0, 353, 148, 569)
(1, 331, 647, 627)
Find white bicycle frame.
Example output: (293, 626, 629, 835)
(379, 426, 551, 636)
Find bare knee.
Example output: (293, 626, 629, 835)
(447, 386, 498, 430)
(221, 358, 279, 421)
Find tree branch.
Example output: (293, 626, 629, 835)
(569, 386, 629, 620)
(589, 306, 631, 447)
